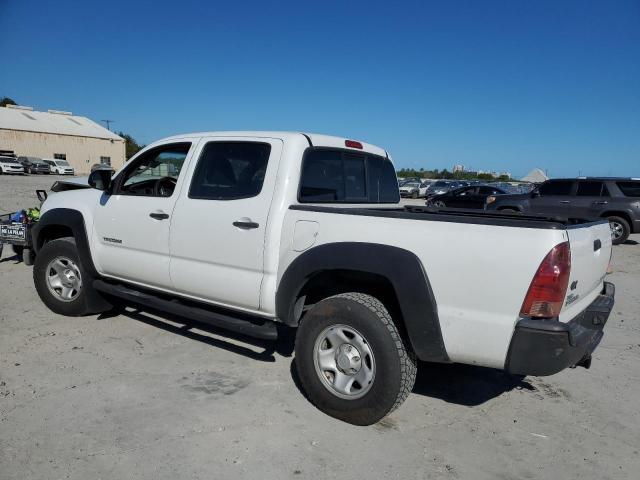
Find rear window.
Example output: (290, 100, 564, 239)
(299, 148, 399, 203)
(616, 181, 640, 197)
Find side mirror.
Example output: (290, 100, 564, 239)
(531, 190, 540, 198)
(88, 169, 113, 192)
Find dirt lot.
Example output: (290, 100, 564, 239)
(1, 174, 639, 480)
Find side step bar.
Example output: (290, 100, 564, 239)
(93, 279, 278, 340)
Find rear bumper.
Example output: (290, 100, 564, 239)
(505, 282, 614, 376)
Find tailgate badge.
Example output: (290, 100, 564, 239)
(565, 293, 579, 306)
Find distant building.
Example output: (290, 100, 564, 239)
(521, 168, 548, 183)
(499, 171, 512, 178)
(0, 105, 125, 174)
(452, 164, 465, 173)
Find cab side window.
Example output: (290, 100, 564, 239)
(189, 142, 271, 200)
(116, 143, 191, 197)
(576, 181, 608, 197)
(538, 180, 573, 196)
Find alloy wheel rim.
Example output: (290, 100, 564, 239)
(313, 324, 375, 399)
(45, 256, 82, 302)
(610, 221, 623, 239)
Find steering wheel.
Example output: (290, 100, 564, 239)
(153, 177, 177, 197)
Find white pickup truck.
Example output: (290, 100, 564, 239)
(32, 131, 615, 425)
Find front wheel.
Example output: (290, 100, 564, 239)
(33, 237, 112, 316)
(608, 216, 630, 245)
(295, 293, 417, 425)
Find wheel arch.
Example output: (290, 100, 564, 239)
(32, 208, 99, 276)
(600, 211, 633, 230)
(276, 242, 449, 363)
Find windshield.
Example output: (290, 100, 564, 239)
(0, 157, 19, 164)
(56, 160, 71, 166)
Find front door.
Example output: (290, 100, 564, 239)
(91, 141, 194, 289)
(169, 137, 282, 311)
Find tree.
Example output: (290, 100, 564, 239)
(117, 131, 145, 159)
(1, 97, 17, 107)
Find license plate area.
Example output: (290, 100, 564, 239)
(0, 223, 27, 241)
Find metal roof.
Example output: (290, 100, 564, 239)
(0, 106, 123, 141)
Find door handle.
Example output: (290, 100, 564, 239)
(149, 212, 170, 220)
(233, 219, 259, 229)
(593, 201, 608, 205)
(559, 200, 571, 204)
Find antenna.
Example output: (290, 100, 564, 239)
(101, 119, 115, 131)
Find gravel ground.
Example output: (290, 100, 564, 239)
(1, 175, 639, 479)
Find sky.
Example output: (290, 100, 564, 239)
(1, 0, 639, 178)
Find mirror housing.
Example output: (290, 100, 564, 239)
(88, 169, 113, 192)
(530, 189, 540, 198)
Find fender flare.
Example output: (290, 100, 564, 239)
(32, 208, 98, 277)
(276, 242, 449, 363)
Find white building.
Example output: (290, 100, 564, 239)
(452, 164, 465, 173)
(0, 105, 125, 174)
(521, 168, 548, 183)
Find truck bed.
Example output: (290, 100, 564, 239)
(290, 204, 608, 229)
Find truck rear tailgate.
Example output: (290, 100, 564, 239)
(561, 220, 612, 322)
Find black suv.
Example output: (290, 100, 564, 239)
(486, 178, 640, 244)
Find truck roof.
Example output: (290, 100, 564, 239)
(157, 131, 388, 158)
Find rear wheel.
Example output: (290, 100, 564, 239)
(33, 237, 112, 316)
(608, 216, 630, 245)
(295, 292, 417, 425)
(411, 191, 418, 199)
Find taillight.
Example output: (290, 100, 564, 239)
(520, 241, 571, 318)
(345, 140, 363, 149)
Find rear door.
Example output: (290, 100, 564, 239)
(169, 136, 282, 311)
(571, 180, 610, 219)
(530, 180, 576, 214)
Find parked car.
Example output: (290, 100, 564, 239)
(399, 181, 431, 198)
(423, 180, 458, 199)
(0, 156, 25, 174)
(427, 185, 508, 208)
(32, 132, 614, 425)
(44, 159, 74, 175)
(18, 157, 51, 174)
(486, 177, 640, 244)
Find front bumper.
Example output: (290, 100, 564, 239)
(505, 281, 614, 376)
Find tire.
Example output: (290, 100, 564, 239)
(499, 208, 518, 213)
(411, 191, 418, 199)
(295, 292, 417, 425)
(608, 216, 630, 245)
(33, 237, 112, 316)
(11, 244, 24, 257)
(22, 248, 35, 266)
(0, 167, 3, 174)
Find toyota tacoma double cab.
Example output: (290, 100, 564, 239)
(485, 177, 640, 245)
(31, 132, 615, 425)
